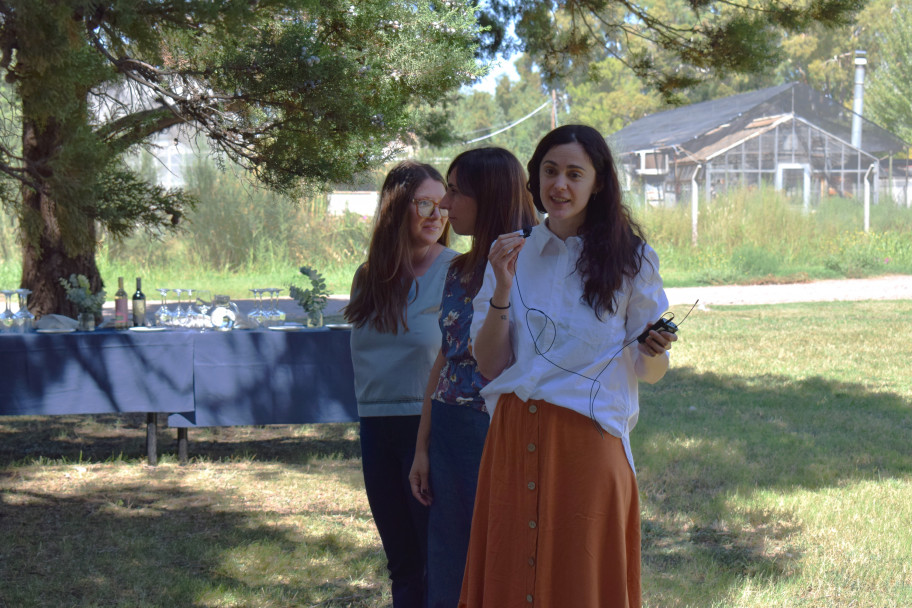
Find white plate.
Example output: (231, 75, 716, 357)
(325, 323, 353, 330)
(36, 328, 76, 334)
(267, 325, 304, 332)
(128, 326, 167, 332)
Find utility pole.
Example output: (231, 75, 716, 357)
(551, 89, 558, 129)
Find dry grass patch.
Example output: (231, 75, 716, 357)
(1, 424, 390, 607)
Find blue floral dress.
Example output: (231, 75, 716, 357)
(431, 264, 488, 411)
(426, 262, 491, 607)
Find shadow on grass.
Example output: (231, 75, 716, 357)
(635, 366, 912, 602)
(0, 415, 361, 467)
(3, 366, 910, 606)
(0, 482, 383, 607)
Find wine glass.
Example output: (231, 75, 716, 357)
(182, 288, 195, 327)
(248, 288, 266, 327)
(155, 288, 172, 327)
(172, 288, 187, 327)
(0, 289, 14, 331)
(195, 290, 213, 331)
(12, 289, 35, 332)
(267, 288, 285, 326)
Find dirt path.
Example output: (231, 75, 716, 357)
(317, 274, 912, 317)
(664, 274, 912, 306)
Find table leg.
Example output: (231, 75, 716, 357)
(145, 413, 158, 466)
(177, 428, 188, 466)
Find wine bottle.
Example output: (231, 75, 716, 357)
(114, 277, 129, 329)
(132, 277, 146, 327)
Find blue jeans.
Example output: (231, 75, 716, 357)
(426, 400, 490, 608)
(360, 415, 428, 608)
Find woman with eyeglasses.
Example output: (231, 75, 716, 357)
(407, 147, 538, 608)
(345, 160, 455, 608)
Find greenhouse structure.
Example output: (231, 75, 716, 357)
(610, 82, 910, 210)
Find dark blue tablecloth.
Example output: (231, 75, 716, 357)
(0, 328, 357, 426)
(0, 330, 194, 416)
(168, 329, 358, 427)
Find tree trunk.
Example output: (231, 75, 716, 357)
(20, 117, 102, 319)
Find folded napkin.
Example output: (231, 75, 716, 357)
(35, 314, 79, 330)
(233, 312, 256, 330)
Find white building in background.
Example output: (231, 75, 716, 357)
(326, 191, 379, 216)
(146, 130, 195, 189)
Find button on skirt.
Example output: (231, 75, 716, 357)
(458, 393, 641, 608)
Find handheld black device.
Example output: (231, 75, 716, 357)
(636, 314, 678, 343)
(521, 226, 533, 238)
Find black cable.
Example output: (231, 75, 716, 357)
(510, 240, 697, 435)
(513, 270, 637, 435)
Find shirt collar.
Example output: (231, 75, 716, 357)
(530, 221, 583, 255)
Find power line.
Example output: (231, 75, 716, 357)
(463, 100, 551, 144)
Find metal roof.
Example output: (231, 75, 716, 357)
(609, 82, 907, 157)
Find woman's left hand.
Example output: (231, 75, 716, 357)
(637, 326, 678, 357)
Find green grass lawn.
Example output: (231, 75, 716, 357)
(636, 300, 912, 606)
(1, 300, 910, 607)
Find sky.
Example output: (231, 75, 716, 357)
(470, 55, 520, 94)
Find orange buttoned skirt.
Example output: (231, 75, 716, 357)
(458, 393, 641, 608)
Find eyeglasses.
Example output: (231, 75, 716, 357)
(413, 198, 448, 218)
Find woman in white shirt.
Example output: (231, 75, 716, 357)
(459, 125, 678, 608)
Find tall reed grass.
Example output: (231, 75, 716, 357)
(1, 165, 910, 296)
(636, 187, 912, 286)
(101, 160, 376, 296)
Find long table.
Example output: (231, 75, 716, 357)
(0, 327, 358, 463)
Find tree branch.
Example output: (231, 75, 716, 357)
(95, 107, 187, 153)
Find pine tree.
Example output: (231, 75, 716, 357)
(0, 0, 481, 316)
(480, 0, 867, 100)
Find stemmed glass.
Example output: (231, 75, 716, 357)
(248, 288, 266, 327)
(0, 289, 14, 331)
(13, 289, 35, 332)
(155, 288, 172, 327)
(172, 288, 187, 327)
(195, 290, 212, 331)
(267, 288, 285, 326)
(182, 289, 195, 327)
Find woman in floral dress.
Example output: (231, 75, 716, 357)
(408, 147, 538, 608)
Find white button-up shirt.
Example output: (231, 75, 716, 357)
(470, 223, 669, 473)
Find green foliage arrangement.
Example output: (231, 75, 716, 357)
(289, 266, 329, 317)
(58, 274, 106, 316)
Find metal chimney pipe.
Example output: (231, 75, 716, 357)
(851, 50, 867, 149)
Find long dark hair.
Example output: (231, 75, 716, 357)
(527, 124, 647, 318)
(344, 160, 449, 333)
(447, 147, 538, 295)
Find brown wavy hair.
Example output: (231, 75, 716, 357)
(447, 147, 538, 295)
(344, 161, 449, 333)
(527, 125, 648, 319)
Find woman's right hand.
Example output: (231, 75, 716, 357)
(409, 449, 433, 506)
(488, 231, 526, 289)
